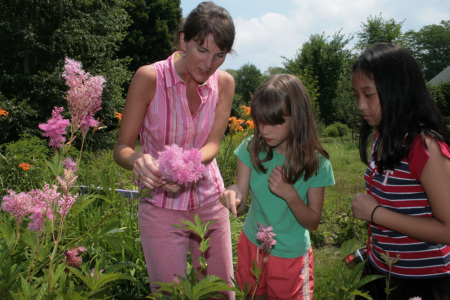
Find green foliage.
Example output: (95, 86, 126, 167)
(283, 31, 353, 125)
(234, 63, 263, 106)
(355, 13, 406, 51)
(406, 20, 450, 80)
(0, 135, 53, 194)
(120, 0, 182, 73)
(0, 0, 132, 148)
(323, 122, 350, 139)
(315, 240, 384, 300)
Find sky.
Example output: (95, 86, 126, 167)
(179, 0, 449, 72)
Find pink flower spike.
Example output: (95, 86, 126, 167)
(38, 106, 70, 149)
(256, 223, 276, 254)
(62, 57, 105, 136)
(2, 190, 33, 226)
(64, 157, 77, 172)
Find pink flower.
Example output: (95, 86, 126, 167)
(58, 193, 77, 218)
(157, 144, 206, 185)
(64, 157, 77, 172)
(256, 223, 276, 254)
(90, 268, 104, 280)
(1, 190, 33, 226)
(63, 57, 105, 136)
(409, 298, 422, 300)
(63, 246, 87, 268)
(38, 106, 70, 149)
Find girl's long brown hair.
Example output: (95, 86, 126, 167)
(249, 74, 329, 183)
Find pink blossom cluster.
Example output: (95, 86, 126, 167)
(2, 184, 59, 231)
(1, 178, 79, 231)
(64, 157, 77, 172)
(38, 106, 70, 149)
(62, 57, 105, 135)
(157, 144, 206, 185)
(256, 223, 276, 254)
(63, 246, 87, 268)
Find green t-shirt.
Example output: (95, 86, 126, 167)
(236, 137, 335, 258)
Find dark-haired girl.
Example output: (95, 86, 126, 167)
(351, 43, 450, 300)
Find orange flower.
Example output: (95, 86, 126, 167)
(0, 107, 9, 117)
(228, 117, 245, 132)
(114, 112, 122, 121)
(18, 163, 33, 171)
(240, 106, 251, 116)
(245, 120, 254, 129)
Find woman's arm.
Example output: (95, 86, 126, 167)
(220, 159, 251, 218)
(113, 65, 164, 190)
(200, 70, 235, 164)
(352, 137, 450, 245)
(268, 166, 325, 231)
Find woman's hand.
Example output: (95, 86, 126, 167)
(351, 193, 379, 222)
(133, 153, 162, 190)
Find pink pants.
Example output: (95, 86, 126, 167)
(138, 199, 234, 299)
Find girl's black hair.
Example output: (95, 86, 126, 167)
(352, 43, 448, 171)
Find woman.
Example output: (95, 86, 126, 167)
(113, 2, 236, 298)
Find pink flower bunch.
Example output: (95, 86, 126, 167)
(63, 246, 87, 268)
(58, 193, 77, 218)
(62, 57, 105, 136)
(26, 184, 59, 231)
(2, 184, 60, 231)
(2, 190, 33, 226)
(38, 106, 70, 149)
(64, 157, 77, 172)
(157, 144, 206, 185)
(256, 223, 276, 254)
(1, 179, 78, 231)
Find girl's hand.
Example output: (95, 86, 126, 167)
(268, 166, 297, 200)
(351, 193, 379, 222)
(133, 153, 163, 189)
(220, 184, 242, 218)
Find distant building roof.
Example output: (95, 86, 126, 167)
(429, 65, 450, 85)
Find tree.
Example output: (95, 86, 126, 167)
(283, 31, 352, 125)
(0, 0, 132, 148)
(355, 13, 406, 51)
(405, 20, 450, 80)
(234, 63, 263, 106)
(119, 0, 182, 73)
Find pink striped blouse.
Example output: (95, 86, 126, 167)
(139, 52, 225, 210)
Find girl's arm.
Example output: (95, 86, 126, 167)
(352, 137, 450, 245)
(269, 166, 325, 231)
(200, 70, 235, 164)
(219, 159, 251, 218)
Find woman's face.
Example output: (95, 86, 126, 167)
(352, 71, 382, 127)
(180, 33, 227, 84)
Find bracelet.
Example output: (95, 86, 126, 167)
(371, 204, 382, 224)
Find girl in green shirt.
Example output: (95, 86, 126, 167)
(220, 74, 334, 299)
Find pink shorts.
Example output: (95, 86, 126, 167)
(236, 232, 314, 300)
